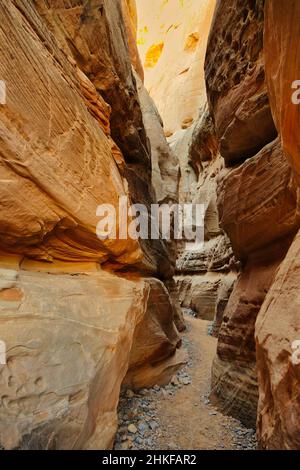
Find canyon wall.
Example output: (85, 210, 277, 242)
(0, 0, 183, 449)
(205, 0, 300, 437)
(255, 0, 300, 449)
(136, 0, 237, 329)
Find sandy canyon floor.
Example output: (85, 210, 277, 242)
(115, 315, 257, 451)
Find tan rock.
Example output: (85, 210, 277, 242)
(35, 0, 149, 165)
(134, 72, 179, 204)
(0, 266, 180, 449)
(136, 0, 216, 135)
(176, 235, 235, 274)
(175, 272, 236, 321)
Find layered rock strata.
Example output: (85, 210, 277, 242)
(205, 0, 300, 428)
(0, 0, 183, 449)
(255, 0, 300, 449)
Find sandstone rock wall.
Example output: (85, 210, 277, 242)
(174, 106, 238, 329)
(254, 0, 300, 449)
(0, 0, 182, 449)
(33, 0, 175, 278)
(205, 0, 277, 165)
(205, 0, 300, 429)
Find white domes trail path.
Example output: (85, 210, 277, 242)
(115, 315, 257, 450)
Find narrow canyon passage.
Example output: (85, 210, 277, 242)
(0, 0, 300, 453)
(115, 315, 256, 450)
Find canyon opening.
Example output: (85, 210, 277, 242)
(0, 0, 299, 459)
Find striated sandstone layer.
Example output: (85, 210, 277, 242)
(211, 250, 289, 427)
(0, 0, 183, 449)
(264, 0, 300, 186)
(254, 0, 300, 449)
(0, 0, 141, 267)
(217, 139, 300, 261)
(206, 0, 300, 430)
(256, 230, 300, 449)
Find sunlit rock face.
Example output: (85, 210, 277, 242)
(136, 0, 216, 136)
(0, 0, 182, 449)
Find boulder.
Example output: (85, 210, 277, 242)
(0, 263, 180, 449)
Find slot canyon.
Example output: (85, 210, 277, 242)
(0, 0, 300, 452)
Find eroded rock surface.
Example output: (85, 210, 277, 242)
(205, 0, 277, 165)
(0, 264, 181, 449)
(205, 1, 300, 431)
(254, 0, 300, 449)
(0, 0, 182, 449)
(256, 231, 300, 449)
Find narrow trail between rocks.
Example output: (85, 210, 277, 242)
(115, 315, 257, 450)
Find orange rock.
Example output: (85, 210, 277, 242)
(264, 0, 300, 185)
(217, 139, 300, 261)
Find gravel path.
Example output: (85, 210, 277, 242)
(114, 315, 257, 451)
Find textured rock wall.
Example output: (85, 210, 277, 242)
(174, 107, 238, 328)
(205, 0, 300, 429)
(255, 0, 300, 449)
(33, 0, 174, 278)
(205, 0, 277, 165)
(0, 0, 182, 449)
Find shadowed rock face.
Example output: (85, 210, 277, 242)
(0, 0, 182, 449)
(205, 0, 300, 431)
(254, 0, 300, 449)
(256, 231, 300, 450)
(33, 0, 175, 278)
(205, 0, 277, 165)
(217, 139, 300, 262)
(211, 250, 288, 428)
